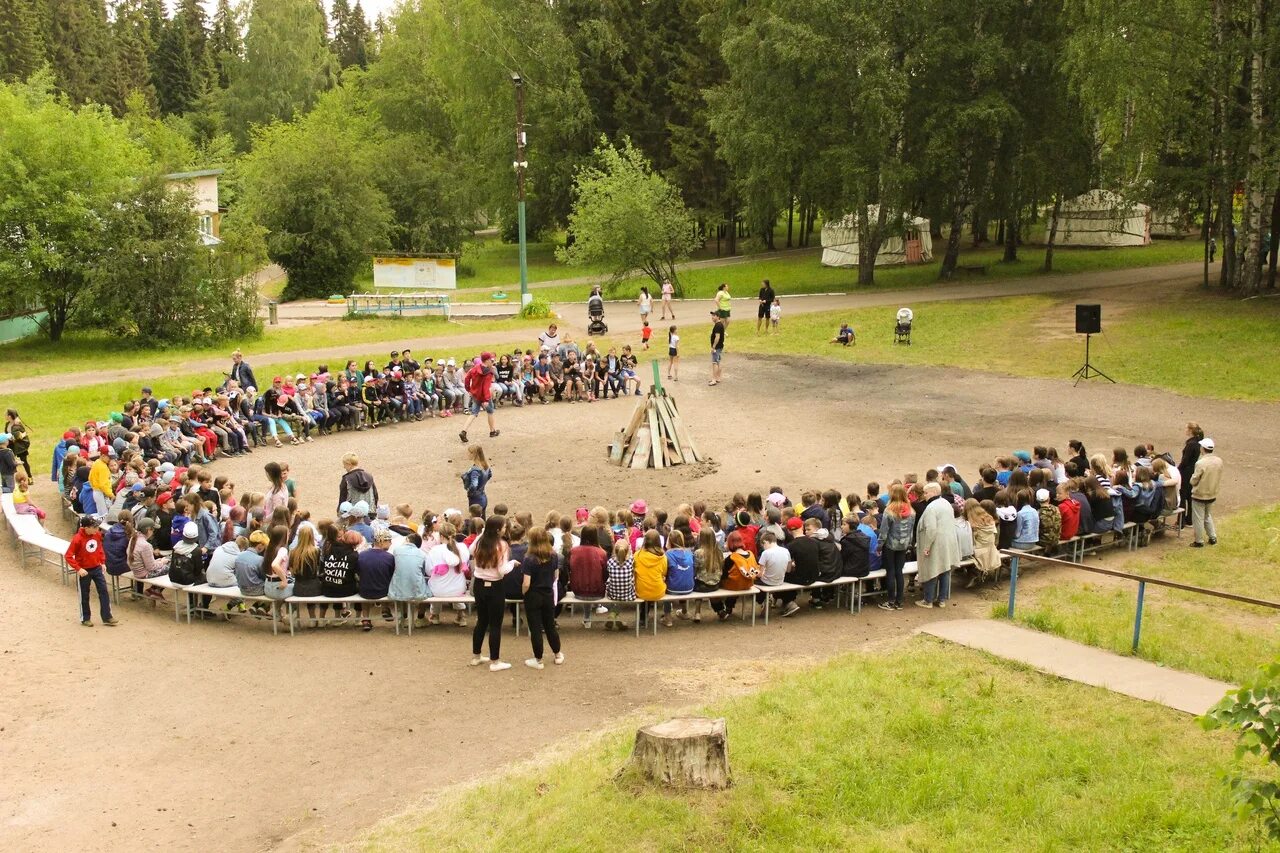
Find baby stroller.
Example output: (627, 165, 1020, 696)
(894, 307, 913, 345)
(587, 289, 608, 335)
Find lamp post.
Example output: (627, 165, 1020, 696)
(512, 72, 531, 307)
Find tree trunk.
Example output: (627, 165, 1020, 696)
(786, 196, 794, 248)
(46, 301, 68, 342)
(1003, 209, 1019, 263)
(628, 717, 731, 790)
(1268, 186, 1280, 289)
(1239, 0, 1266, 292)
(726, 211, 738, 256)
(940, 201, 966, 279)
(972, 213, 989, 246)
(1043, 193, 1062, 272)
(996, 218, 1006, 247)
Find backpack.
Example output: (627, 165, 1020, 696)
(168, 548, 203, 585)
(77, 481, 94, 513)
(839, 530, 871, 578)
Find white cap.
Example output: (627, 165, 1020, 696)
(767, 492, 785, 507)
(182, 521, 199, 539)
(446, 358, 456, 367)
(1035, 488, 1050, 503)
(1199, 437, 1215, 450)
(353, 500, 370, 517)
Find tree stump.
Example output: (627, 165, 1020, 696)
(628, 716, 731, 789)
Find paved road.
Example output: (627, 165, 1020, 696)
(0, 261, 1201, 396)
(921, 618, 1233, 715)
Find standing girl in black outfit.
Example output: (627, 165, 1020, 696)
(469, 515, 516, 672)
(521, 527, 564, 669)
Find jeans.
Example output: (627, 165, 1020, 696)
(1192, 499, 1216, 544)
(471, 579, 506, 660)
(922, 570, 951, 604)
(883, 548, 906, 605)
(524, 589, 561, 660)
(92, 489, 111, 515)
(78, 567, 113, 622)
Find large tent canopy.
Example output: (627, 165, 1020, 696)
(821, 208, 933, 267)
(1055, 190, 1151, 247)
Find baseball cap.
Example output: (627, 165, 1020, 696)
(1199, 437, 1215, 450)
(272, 376, 283, 384)
(137, 517, 157, 532)
(79, 514, 101, 528)
(446, 358, 456, 367)
(156, 491, 173, 506)
(480, 351, 495, 362)
(182, 521, 199, 539)
(353, 500, 370, 517)
(339, 500, 353, 518)
(1035, 488, 1050, 503)
(767, 492, 785, 507)
(785, 517, 803, 530)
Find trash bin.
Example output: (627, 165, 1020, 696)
(267, 300, 278, 325)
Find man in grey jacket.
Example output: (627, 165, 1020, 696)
(1189, 437, 1222, 547)
(915, 482, 960, 607)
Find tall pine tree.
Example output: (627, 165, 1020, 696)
(209, 0, 241, 89)
(331, 0, 370, 71)
(43, 0, 120, 108)
(109, 0, 157, 110)
(0, 0, 46, 82)
(154, 14, 197, 114)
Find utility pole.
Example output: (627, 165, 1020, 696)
(512, 72, 530, 307)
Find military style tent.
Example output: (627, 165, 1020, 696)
(820, 209, 933, 267)
(1055, 190, 1151, 247)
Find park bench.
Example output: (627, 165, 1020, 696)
(756, 576, 860, 623)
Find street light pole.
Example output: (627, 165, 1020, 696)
(512, 73, 531, 307)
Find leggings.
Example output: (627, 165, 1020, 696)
(882, 548, 907, 606)
(523, 590, 561, 660)
(471, 579, 506, 660)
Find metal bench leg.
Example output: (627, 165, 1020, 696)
(635, 603, 640, 638)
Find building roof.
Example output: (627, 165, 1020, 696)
(162, 168, 224, 180)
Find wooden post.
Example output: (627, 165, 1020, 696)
(628, 717, 731, 790)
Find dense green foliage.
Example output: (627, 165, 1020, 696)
(559, 138, 700, 294)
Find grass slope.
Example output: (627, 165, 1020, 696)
(701, 283, 1280, 401)
(0, 316, 544, 382)
(1000, 504, 1280, 684)
(361, 640, 1255, 851)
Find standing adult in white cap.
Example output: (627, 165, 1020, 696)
(1189, 437, 1222, 547)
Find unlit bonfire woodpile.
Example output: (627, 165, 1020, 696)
(609, 390, 701, 469)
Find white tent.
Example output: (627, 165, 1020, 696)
(821, 209, 933, 267)
(1151, 209, 1190, 238)
(1055, 190, 1151, 247)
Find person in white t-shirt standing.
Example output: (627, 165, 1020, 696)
(537, 323, 561, 352)
(667, 325, 680, 382)
(659, 278, 675, 320)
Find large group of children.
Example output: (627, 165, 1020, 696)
(50, 410, 1221, 668)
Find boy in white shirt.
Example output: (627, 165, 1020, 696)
(757, 531, 791, 587)
(769, 298, 781, 329)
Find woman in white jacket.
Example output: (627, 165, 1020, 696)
(914, 483, 960, 608)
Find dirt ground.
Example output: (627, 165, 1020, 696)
(3, 350, 1278, 853)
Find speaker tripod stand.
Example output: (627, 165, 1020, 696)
(1071, 333, 1115, 385)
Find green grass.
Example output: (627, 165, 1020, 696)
(999, 505, 1280, 684)
(361, 640, 1258, 851)
(699, 283, 1280, 402)
(0, 315, 546, 381)
(526, 238, 1203, 303)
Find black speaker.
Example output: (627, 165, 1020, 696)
(1075, 304, 1101, 335)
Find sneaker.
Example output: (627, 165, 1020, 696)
(1189, 542, 1204, 548)
(662, 617, 674, 628)
(594, 605, 609, 615)
(459, 430, 468, 443)
(1209, 538, 1217, 545)
(103, 618, 119, 626)
(914, 600, 935, 609)
(877, 601, 894, 611)
(489, 430, 500, 438)
(892, 603, 903, 611)
(781, 602, 800, 618)
(553, 652, 565, 665)
(489, 661, 512, 672)
(525, 658, 545, 670)
(81, 620, 93, 627)
(718, 610, 731, 622)
(361, 619, 373, 631)
(469, 655, 485, 667)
